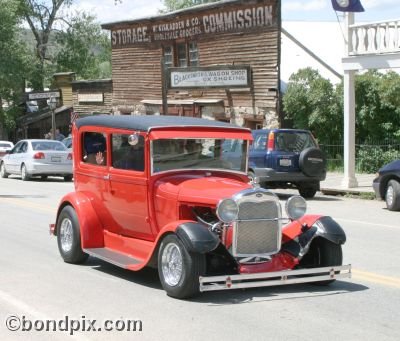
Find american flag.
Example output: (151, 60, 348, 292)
(70, 111, 79, 124)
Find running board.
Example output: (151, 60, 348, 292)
(84, 248, 141, 269)
(199, 264, 351, 292)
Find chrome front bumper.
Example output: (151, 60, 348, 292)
(199, 264, 351, 292)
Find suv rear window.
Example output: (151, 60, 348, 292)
(275, 132, 316, 152)
(253, 131, 316, 152)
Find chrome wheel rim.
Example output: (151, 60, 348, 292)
(161, 243, 183, 286)
(60, 218, 73, 253)
(387, 185, 394, 207)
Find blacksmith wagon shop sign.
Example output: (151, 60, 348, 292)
(106, 0, 278, 47)
(168, 65, 251, 89)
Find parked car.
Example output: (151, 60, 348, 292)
(373, 159, 400, 211)
(61, 136, 72, 150)
(0, 140, 14, 160)
(248, 129, 327, 198)
(0, 139, 73, 181)
(50, 115, 350, 299)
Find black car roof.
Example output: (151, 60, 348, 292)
(252, 128, 311, 134)
(75, 115, 249, 132)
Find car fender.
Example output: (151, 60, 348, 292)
(156, 220, 219, 254)
(312, 216, 346, 245)
(281, 215, 346, 258)
(55, 192, 104, 249)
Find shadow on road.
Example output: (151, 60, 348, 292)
(0, 194, 47, 198)
(85, 257, 163, 291)
(192, 280, 368, 305)
(81, 257, 367, 303)
(275, 191, 343, 202)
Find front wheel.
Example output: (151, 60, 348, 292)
(0, 162, 8, 178)
(158, 234, 206, 299)
(385, 180, 400, 211)
(299, 238, 343, 285)
(56, 206, 88, 264)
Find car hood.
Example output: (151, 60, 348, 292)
(154, 173, 251, 206)
(380, 159, 400, 173)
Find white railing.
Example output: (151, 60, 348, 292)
(349, 19, 400, 55)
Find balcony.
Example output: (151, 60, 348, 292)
(342, 19, 400, 71)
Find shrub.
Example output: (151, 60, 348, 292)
(357, 146, 400, 173)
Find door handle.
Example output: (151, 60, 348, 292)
(103, 174, 110, 180)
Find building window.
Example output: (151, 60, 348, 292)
(177, 43, 187, 67)
(189, 42, 198, 66)
(164, 46, 173, 67)
(163, 42, 198, 67)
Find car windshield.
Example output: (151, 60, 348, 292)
(0, 143, 12, 148)
(32, 141, 67, 151)
(152, 138, 248, 173)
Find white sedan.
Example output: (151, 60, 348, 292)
(0, 139, 73, 181)
(0, 140, 14, 160)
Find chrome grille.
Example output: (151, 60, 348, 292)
(232, 190, 282, 257)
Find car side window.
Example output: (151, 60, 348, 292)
(82, 132, 107, 166)
(253, 135, 266, 150)
(20, 142, 28, 153)
(11, 142, 22, 154)
(112, 134, 144, 172)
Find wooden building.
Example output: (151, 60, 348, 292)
(72, 79, 113, 115)
(102, 0, 281, 128)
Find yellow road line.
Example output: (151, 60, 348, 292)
(0, 197, 55, 214)
(352, 269, 400, 289)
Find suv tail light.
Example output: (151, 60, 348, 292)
(267, 132, 275, 151)
(33, 152, 45, 159)
(67, 153, 73, 160)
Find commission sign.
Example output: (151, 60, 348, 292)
(169, 66, 251, 89)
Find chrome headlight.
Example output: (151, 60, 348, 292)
(285, 196, 307, 220)
(216, 198, 238, 223)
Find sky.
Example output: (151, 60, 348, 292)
(71, 0, 400, 24)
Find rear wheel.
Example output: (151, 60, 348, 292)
(158, 234, 206, 299)
(57, 206, 88, 264)
(298, 183, 318, 199)
(299, 238, 342, 285)
(21, 164, 30, 181)
(64, 175, 73, 182)
(0, 162, 8, 178)
(247, 170, 256, 184)
(385, 180, 400, 211)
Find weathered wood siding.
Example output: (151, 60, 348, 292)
(72, 80, 113, 115)
(106, 0, 280, 112)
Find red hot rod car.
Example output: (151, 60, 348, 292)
(51, 115, 350, 298)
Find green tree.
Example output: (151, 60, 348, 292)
(355, 70, 400, 140)
(0, 0, 30, 133)
(18, 0, 73, 90)
(55, 12, 111, 79)
(162, 0, 218, 11)
(282, 67, 342, 143)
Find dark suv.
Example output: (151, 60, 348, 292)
(248, 129, 327, 198)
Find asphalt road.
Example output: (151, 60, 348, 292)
(0, 175, 399, 341)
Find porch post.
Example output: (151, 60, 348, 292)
(342, 12, 358, 188)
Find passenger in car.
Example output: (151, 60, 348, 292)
(83, 132, 106, 165)
(113, 138, 144, 171)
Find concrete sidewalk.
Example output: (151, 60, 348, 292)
(320, 172, 376, 195)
